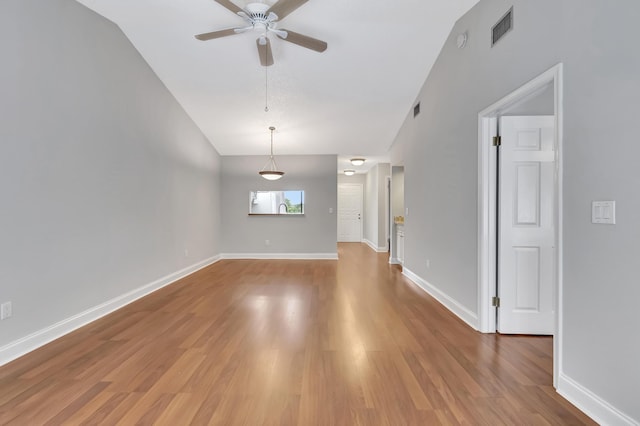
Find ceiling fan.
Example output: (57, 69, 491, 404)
(194, 0, 327, 66)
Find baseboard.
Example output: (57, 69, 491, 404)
(402, 267, 479, 330)
(389, 257, 402, 265)
(557, 373, 637, 426)
(220, 253, 338, 260)
(363, 239, 388, 253)
(0, 255, 221, 367)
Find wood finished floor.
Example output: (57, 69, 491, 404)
(0, 243, 594, 425)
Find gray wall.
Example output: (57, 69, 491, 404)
(0, 0, 221, 348)
(221, 155, 337, 255)
(391, 166, 405, 218)
(395, 0, 640, 421)
(503, 83, 554, 115)
(363, 163, 391, 249)
(337, 173, 366, 186)
(364, 167, 379, 247)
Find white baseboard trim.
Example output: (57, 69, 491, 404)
(557, 373, 637, 426)
(389, 257, 402, 265)
(402, 267, 479, 330)
(221, 253, 338, 260)
(363, 239, 388, 253)
(0, 255, 221, 367)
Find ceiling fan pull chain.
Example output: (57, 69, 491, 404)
(264, 58, 269, 112)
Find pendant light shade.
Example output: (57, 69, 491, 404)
(259, 126, 284, 180)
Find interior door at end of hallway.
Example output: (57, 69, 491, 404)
(338, 183, 363, 242)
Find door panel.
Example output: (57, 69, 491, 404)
(338, 183, 363, 242)
(498, 116, 555, 335)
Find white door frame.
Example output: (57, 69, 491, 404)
(477, 63, 563, 386)
(386, 176, 391, 252)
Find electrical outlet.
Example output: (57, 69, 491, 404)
(184, 248, 189, 257)
(1, 302, 12, 320)
(426, 259, 431, 268)
(265, 239, 270, 246)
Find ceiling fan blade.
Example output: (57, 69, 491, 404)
(270, 28, 288, 38)
(195, 28, 240, 41)
(277, 29, 327, 52)
(234, 25, 253, 34)
(256, 37, 274, 66)
(214, 0, 243, 14)
(266, 0, 308, 20)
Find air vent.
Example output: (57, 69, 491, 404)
(491, 7, 513, 47)
(413, 102, 421, 118)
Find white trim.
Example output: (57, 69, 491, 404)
(0, 255, 221, 367)
(557, 374, 638, 426)
(221, 253, 338, 260)
(385, 176, 391, 253)
(403, 267, 479, 330)
(553, 64, 564, 389)
(362, 239, 387, 253)
(477, 64, 564, 387)
(388, 257, 401, 265)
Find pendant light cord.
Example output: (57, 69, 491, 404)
(270, 128, 274, 157)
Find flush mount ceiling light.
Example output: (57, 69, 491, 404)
(259, 126, 284, 180)
(350, 158, 365, 166)
(344, 170, 356, 176)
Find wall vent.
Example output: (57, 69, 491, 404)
(413, 102, 421, 118)
(491, 7, 513, 47)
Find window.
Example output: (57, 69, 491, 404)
(249, 190, 304, 215)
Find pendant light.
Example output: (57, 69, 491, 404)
(259, 126, 284, 180)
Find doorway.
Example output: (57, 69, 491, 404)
(477, 64, 563, 385)
(337, 183, 363, 242)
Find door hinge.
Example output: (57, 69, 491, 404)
(492, 296, 500, 307)
(492, 136, 502, 147)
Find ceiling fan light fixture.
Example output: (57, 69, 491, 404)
(344, 170, 356, 176)
(350, 158, 365, 166)
(259, 126, 284, 180)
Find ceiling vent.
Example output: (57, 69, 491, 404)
(491, 7, 513, 47)
(413, 102, 421, 118)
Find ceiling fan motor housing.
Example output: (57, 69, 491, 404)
(244, 3, 275, 21)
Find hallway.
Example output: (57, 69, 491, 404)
(0, 243, 593, 424)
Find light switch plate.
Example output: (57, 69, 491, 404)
(592, 201, 615, 224)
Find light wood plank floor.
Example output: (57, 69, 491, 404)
(0, 243, 594, 425)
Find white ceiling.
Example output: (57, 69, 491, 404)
(75, 0, 479, 166)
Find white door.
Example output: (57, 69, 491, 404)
(498, 116, 555, 335)
(337, 183, 363, 242)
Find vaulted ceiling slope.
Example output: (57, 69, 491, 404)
(75, 0, 480, 157)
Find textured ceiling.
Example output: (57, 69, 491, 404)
(75, 0, 479, 167)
